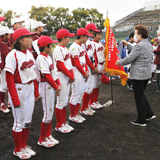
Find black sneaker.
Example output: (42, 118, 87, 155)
(146, 115, 156, 121)
(130, 120, 147, 127)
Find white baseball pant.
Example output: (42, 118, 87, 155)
(39, 82, 55, 124)
(11, 83, 35, 132)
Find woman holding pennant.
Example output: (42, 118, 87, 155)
(116, 25, 156, 127)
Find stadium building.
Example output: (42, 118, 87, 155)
(112, 0, 160, 41)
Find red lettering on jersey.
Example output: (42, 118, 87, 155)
(20, 59, 34, 71)
(97, 47, 104, 52)
(86, 44, 92, 51)
(50, 63, 54, 71)
(64, 53, 70, 61)
(79, 51, 85, 57)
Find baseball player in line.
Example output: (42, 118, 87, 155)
(80, 23, 101, 115)
(0, 27, 14, 113)
(36, 36, 60, 147)
(69, 28, 93, 123)
(5, 28, 39, 159)
(53, 29, 75, 133)
(32, 21, 47, 59)
(9, 18, 25, 46)
(91, 29, 105, 108)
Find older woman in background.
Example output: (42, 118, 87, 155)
(116, 25, 156, 127)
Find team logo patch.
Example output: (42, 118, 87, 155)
(48, 87, 51, 90)
(20, 59, 34, 71)
(18, 88, 21, 91)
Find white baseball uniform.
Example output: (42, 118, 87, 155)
(36, 53, 58, 124)
(5, 49, 37, 132)
(53, 45, 73, 110)
(69, 42, 87, 105)
(82, 39, 95, 94)
(92, 40, 105, 88)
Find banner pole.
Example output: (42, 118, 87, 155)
(110, 76, 114, 105)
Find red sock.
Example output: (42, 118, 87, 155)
(69, 103, 77, 117)
(55, 108, 63, 128)
(94, 88, 99, 102)
(46, 121, 52, 138)
(0, 92, 5, 104)
(90, 89, 95, 105)
(39, 122, 48, 142)
(76, 103, 81, 115)
(81, 93, 91, 111)
(12, 130, 22, 152)
(62, 107, 67, 124)
(22, 128, 30, 148)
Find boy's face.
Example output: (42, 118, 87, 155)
(37, 26, 44, 33)
(45, 44, 52, 54)
(81, 35, 88, 44)
(63, 37, 70, 46)
(94, 33, 102, 41)
(13, 22, 23, 29)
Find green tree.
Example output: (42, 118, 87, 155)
(28, 6, 105, 36)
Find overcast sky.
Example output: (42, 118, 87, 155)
(0, 0, 153, 26)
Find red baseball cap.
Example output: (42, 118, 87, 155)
(56, 29, 75, 39)
(13, 28, 36, 40)
(76, 28, 93, 37)
(0, 17, 6, 22)
(85, 23, 100, 32)
(38, 36, 58, 47)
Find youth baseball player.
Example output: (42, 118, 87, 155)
(36, 36, 60, 147)
(9, 17, 25, 46)
(0, 27, 14, 113)
(32, 21, 47, 59)
(5, 28, 39, 159)
(69, 28, 92, 123)
(91, 29, 105, 109)
(53, 29, 75, 133)
(80, 23, 101, 115)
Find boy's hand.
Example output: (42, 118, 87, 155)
(56, 85, 61, 96)
(84, 71, 89, 82)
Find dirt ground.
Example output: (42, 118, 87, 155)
(0, 78, 160, 160)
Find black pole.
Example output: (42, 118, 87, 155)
(110, 76, 114, 105)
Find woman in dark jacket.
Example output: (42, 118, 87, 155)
(116, 25, 156, 127)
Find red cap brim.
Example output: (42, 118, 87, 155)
(0, 17, 6, 22)
(67, 33, 75, 37)
(51, 40, 58, 43)
(92, 28, 100, 32)
(86, 33, 93, 37)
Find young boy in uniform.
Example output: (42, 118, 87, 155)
(69, 28, 92, 123)
(53, 29, 75, 133)
(91, 29, 105, 109)
(36, 36, 61, 147)
(10, 17, 25, 46)
(80, 23, 101, 115)
(32, 21, 47, 59)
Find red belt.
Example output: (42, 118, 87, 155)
(27, 80, 33, 84)
(99, 62, 105, 65)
